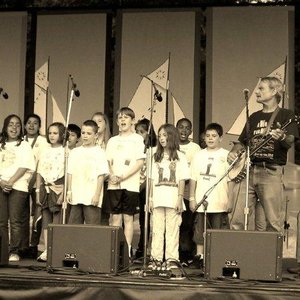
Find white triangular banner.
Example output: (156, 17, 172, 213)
(34, 60, 49, 135)
(51, 93, 66, 125)
(128, 58, 187, 133)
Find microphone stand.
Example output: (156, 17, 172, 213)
(61, 75, 80, 224)
(142, 81, 160, 269)
(141, 75, 163, 103)
(243, 91, 251, 230)
(284, 196, 290, 249)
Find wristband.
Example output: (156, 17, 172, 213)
(189, 196, 195, 201)
(35, 189, 40, 193)
(67, 191, 72, 195)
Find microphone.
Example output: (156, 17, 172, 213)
(140, 75, 163, 102)
(154, 87, 163, 102)
(69, 75, 80, 97)
(0, 88, 9, 99)
(243, 89, 250, 97)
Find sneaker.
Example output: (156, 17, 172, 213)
(148, 259, 162, 270)
(9, 253, 20, 262)
(165, 260, 179, 270)
(37, 250, 47, 262)
(188, 255, 203, 269)
(180, 261, 189, 267)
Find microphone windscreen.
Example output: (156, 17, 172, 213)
(74, 90, 80, 97)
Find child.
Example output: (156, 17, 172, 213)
(67, 120, 109, 224)
(92, 112, 111, 225)
(199, 131, 207, 149)
(36, 122, 66, 262)
(24, 114, 49, 161)
(0, 114, 35, 262)
(63, 123, 81, 223)
(92, 112, 111, 150)
(135, 118, 157, 259)
(189, 123, 230, 268)
(67, 123, 81, 150)
(149, 123, 189, 269)
(106, 107, 145, 258)
(21, 114, 49, 259)
(176, 118, 201, 264)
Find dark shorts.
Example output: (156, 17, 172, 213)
(106, 189, 139, 215)
(193, 212, 229, 244)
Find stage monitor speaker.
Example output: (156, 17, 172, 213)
(0, 233, 8, 266)
(47, 224, 129, 274)
(205, 229, 283, 281)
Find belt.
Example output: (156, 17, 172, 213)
(252, 162, 278, 171)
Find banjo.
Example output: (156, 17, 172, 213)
(228, 116, 299, 183)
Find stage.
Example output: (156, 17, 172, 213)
(2, 161, 300, 300)
(0, 258, 299, 300)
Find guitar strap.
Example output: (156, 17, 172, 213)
(263, 106, 280, 136)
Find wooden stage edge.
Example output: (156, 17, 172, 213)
(0, 258, 299, 299)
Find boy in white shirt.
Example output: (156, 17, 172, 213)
(67, 124, 81, 150)
(67, 120, 109, 224)
(106, 107, 145, 258)
(189, 123, 230, 268)
(176, 118, 201, 264)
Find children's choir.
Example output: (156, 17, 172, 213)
(0, 108, 232, 270)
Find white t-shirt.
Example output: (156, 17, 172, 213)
(140, 146, 157, 186)
(25, 135, 49, 164)
(150, 151, 190, 209)
(106, 133, 146, 192)
(0, 140, 35, 192)
(190, 148, 230, 213)
(179, 141, 201, 199)
(68, 146, 109, 207)
(38, 146, 65, 184)
(179, 142, 201, 166)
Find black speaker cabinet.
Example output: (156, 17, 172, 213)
(205, 229, 283, 281)
(47, 224, 129, 274)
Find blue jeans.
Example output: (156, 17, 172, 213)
(229, 165, 284, 233)
(0, 189, 28, 254)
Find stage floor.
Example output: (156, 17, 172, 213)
(0, 257, 300, 300)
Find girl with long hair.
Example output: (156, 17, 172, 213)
(149, 124, 189, 270)
(0, 114, 35, 262)
(36, 122, 65, 262)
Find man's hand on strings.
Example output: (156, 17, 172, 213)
(270, 122, 286, 141)
(227, 142, 245, 164)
